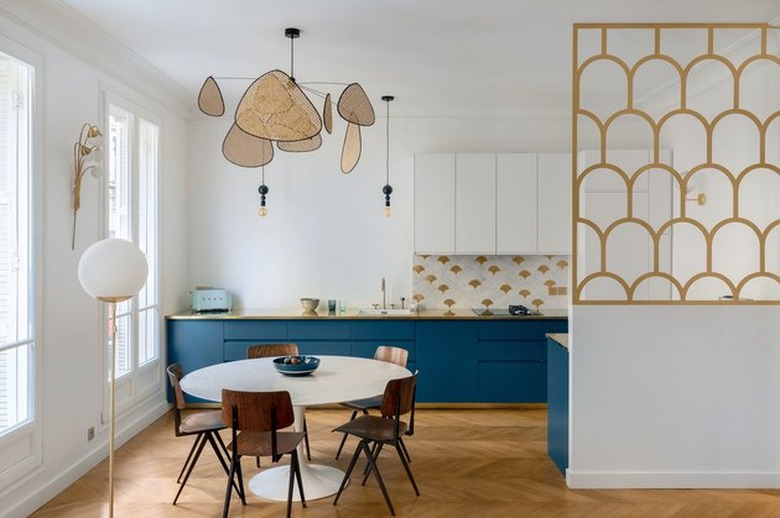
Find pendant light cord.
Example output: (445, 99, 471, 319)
(385, 99, 390, 185)
(261, 165, 265, 184)
(290, 36, 295, 81)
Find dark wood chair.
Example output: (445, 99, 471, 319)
(166, 363, 234, 505)
(335, 345, 409, 460)
(221, 389, 307, 518)
(246, 343, 311, 462)
(332, 373, 419, 516)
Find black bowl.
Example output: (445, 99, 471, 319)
(272, 356, 320, 376)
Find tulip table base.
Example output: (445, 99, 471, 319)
(248, 405, 346, 501)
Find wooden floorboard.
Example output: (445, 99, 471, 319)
(30, 408, 780, 517)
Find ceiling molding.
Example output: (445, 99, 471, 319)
(0, 1, 191, 116)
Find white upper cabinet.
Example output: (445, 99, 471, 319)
(414, 153, 456, 254)
(497, 153, 537, 254)
(414, 152, 573, 255)
(455, 154, 496, 254)
(538, 153, 572, 254)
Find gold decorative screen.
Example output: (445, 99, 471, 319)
(572, 23, 779, 305)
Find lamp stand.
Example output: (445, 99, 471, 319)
(108, 300, 117, 518)
(77, 238, 148, 518)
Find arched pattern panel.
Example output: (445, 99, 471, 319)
(573, 23, 780, 305)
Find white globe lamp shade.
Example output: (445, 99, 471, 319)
(78, 238, 148, 303)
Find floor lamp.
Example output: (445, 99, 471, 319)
(78, 238, 148, 518)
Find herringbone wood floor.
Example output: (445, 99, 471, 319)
(31, 408, 780, 517)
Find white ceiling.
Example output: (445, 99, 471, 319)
(57, 0, 780, 115)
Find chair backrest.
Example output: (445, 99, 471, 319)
(374, 345, 408, 368)
(380, 373, 417, 420)
(246, 343, 299, 359)
(221, 389, 295, 433)
(167, 363, 186, 410)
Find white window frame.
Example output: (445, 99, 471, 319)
(0, 33, 43, 489)
(99, 89, 161, 422)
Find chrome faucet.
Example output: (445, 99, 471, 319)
(381, 277, 387, 309)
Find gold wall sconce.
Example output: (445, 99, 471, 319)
(686, 190, 707, 206)
(684, 173, 707, 206)
(72, 123, 104, 249)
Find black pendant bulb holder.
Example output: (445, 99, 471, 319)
(382, 95, 394, 218)
(258, 166, 269, 217)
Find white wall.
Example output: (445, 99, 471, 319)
(187, 110, 622, 309)
(0, 4, 189, 517)
(569, 305, 780, 487)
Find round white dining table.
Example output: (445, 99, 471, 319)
(179, 355, 411, 501)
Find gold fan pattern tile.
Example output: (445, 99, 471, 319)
(413, 254, 569, 310)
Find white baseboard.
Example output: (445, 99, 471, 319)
(2, 398, 170, 518)
(566, 470, 780, 489)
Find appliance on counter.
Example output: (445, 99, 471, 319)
(189, 288, 232, 313)
(472, 304, 540, 317)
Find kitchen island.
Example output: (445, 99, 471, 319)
(166, 309, 568, 405)
(546, 333, 569, 475)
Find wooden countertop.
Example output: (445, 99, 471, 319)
(166, 308, 568, 321)
(546, 333, 569, 349)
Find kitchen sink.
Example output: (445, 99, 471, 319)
(357, 308, 413, 316)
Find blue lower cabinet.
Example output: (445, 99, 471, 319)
(478, 361, 546, 402)
(166, 320, 223, 403)
(415, 321, 478, 403)
(166, 316, 567, 404)
(289, 320, 351, 340)
(297, 341, 352, 356)
(547, 337, 569, 474)
(223, 320, 287, 340)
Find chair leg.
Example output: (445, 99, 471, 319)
(286, 451, 296, 518)
(235, 456, 247, 505)
(394, 441, 419, 496)
(399, 436, 412, 463)
(206, 432, 242, 497)
(303, 416, 312, 462)
(177, 433, 202, 483)
(362, 442, 384, 484)
(334, 440, 366, 506)
(335, 410, 359, 460)
(173, 432, 208, 504)
(214, 429, 231, 459)
(364, 441, 395, 516)
(292, 449, 307, 508)
(222, 456, 238, 518)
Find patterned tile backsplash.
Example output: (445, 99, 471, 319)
(412, 255, 570, 311)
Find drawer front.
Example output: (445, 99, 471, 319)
(478, 340, 545, 362)
(288, 321, 351, 340)
(351, 341, 416, 363)
(297, 341, 352, 356)
(351, 320, 415, 340)
(542, 320, 568, 334)
(223, 340, 297, 362)
(478, 362, 546, 403)
(223, 320, 288, 340)
(478, 321, 544, 340)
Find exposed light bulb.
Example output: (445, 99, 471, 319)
(258, 206, 268, 217)
(384, 206, 392, 218)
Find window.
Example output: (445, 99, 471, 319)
(0, 52, 33, 436)
(105, 97, 159, 411)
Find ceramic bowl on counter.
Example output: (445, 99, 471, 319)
(299, 298, 319, 312)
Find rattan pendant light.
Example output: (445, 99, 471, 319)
(197, 27, 375, 173)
